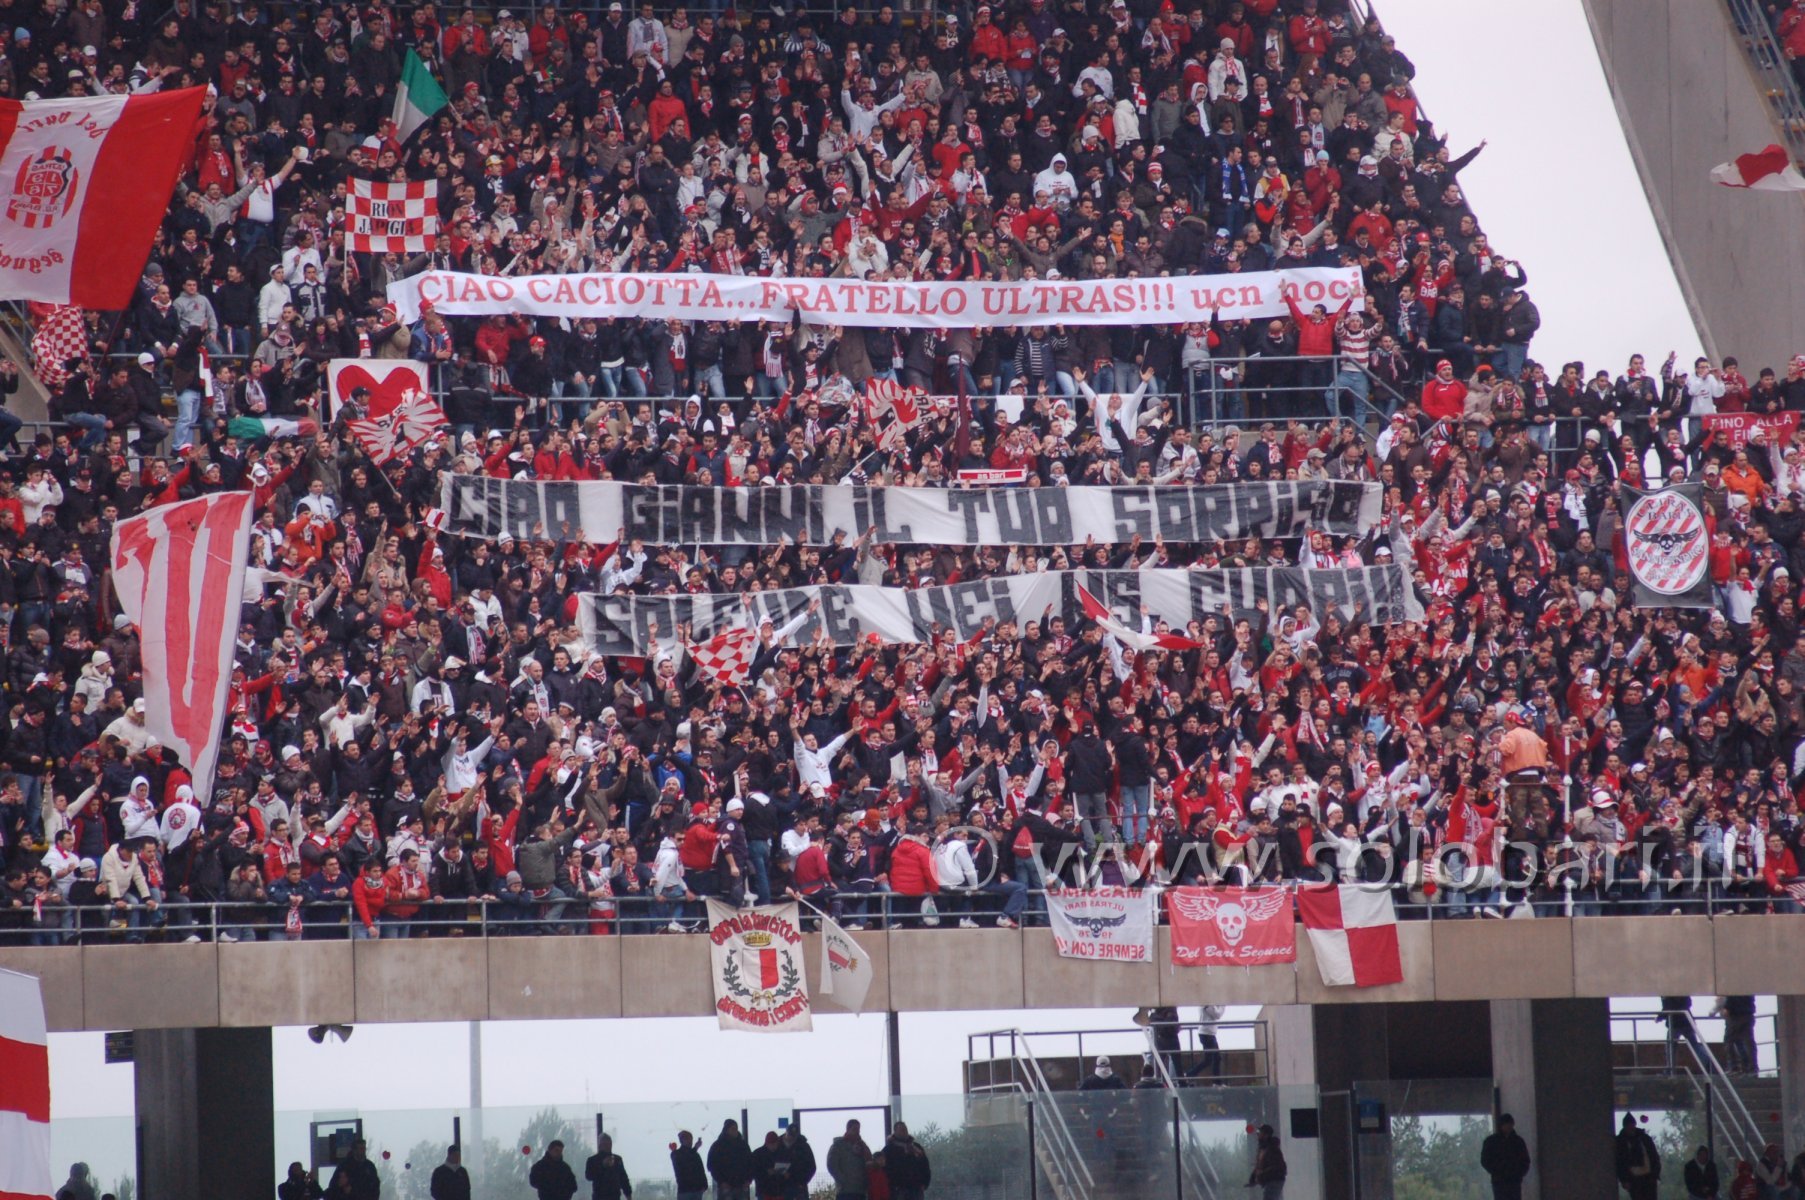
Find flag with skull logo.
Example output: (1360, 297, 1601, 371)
(1620, 484, 1713, 609)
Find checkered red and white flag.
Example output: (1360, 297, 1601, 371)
(1297, 884, 1403, 988)
(346, 177, 439, 254)
(687, 627, 757, 688)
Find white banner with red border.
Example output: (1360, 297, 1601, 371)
(706, 899, 813, 1032)
(1046, 886, 1157, 962)
(388, 267, 1363, 328)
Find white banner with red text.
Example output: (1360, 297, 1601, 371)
(110, 493, 254, 802)
(1046, 887, 1157, 962)
(706, 899, 813, 1032)
(0, 89, 206, 308)
(387, 267, 1363, 327)
(578, 565, 1423, 655)
(442, 474, 1383, 545)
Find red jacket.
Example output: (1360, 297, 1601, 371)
(1421, 377, 1468, 422)
(352, 872, 391, 928)
(887, 836, 939, 896)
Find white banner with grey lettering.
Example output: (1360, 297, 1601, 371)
(577, 566, 1422, 655)
(441, 475, 1382, 546)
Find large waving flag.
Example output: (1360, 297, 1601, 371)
(1710, 144, 1805, 191)
(393, 50, 449, 143)
(0, 89, 206, 307)
(111, 493, 254, 802)
(0, 969, 51, 1200)
(1077, 582, 1202, 652)
(817, 914, 874, 1013)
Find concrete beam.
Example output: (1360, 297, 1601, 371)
(11, 917, 1801, 1029)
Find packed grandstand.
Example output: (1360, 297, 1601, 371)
(0, 0, 1799, 947)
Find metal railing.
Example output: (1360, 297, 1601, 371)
(1724, 0, 1805, 154)
(966, 1022, 1271, 1090)
(13, 875, 1805, 948)
(1179, 354, 1405, 431)
(1613, 1009, 1768, 1171)
(966, 1028, 1096, 1200)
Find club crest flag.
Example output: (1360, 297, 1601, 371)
(0, 88, 205, 307)
(1620, 484, 1712, 609)
(1167, 886, 1297, 967)
(707, 899, 812, 1032)
(1046, 886, 1156, 962)
(111, 492, 254, 803)
(817, 915, 874, 1013)
(1296, 884, 1403, 988)
(328, 359, 448, 464)
(0, 969, 50, 1200)
(346, 177, 439, 254)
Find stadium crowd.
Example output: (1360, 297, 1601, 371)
(2, 0, 1805, 946)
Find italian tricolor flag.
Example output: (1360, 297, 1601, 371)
(393, 50, 448, 143)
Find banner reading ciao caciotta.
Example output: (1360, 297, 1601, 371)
(387, 267, 1363, 327)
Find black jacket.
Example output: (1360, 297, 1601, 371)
(583, 1153, 631, 1200)
(1480, 1130, 1530, 1183)
(529, 1155, 578, 1200)
(670, 1146, 706, 1192)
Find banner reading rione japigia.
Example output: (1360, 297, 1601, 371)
(441, 475, 1382, 546)
(388, 267, 1363, 327)
(577, 566, 1422, 655)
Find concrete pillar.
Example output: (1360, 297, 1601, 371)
(1269, 1004, 1387, 1200)
(1490, 999, 1615, 1200)
(134, 1027, 274, 1200)
(1780, 996, 1805, 1152)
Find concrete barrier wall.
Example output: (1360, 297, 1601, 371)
(1583, 0, 1805, 369)
(0, 916, 1795, 1030)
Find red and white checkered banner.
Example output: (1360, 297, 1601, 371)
(687, 626, 756, 688)
(1621, 483, 1713, 609)
(1297, 884, 1403, 988)
(346, 177, 439, 254)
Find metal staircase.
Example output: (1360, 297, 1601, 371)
(1613, 1010, 1772, 1168)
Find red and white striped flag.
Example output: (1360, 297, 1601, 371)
(346, 177, 440, 253)
(0, 89, 206, 307)
(0, 968, 51, 1200)
(110, 492, 254, 803)
(1076, 582, 1202, 652)
(687, 627, 757, 688)
(1710, 144, 1805, 191)
(1296, 884, 1403, 988)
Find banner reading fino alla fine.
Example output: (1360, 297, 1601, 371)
(578, 566, 1422, 655)
(387, 266, 1363, 327)
(441, 475, 1382, 546)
